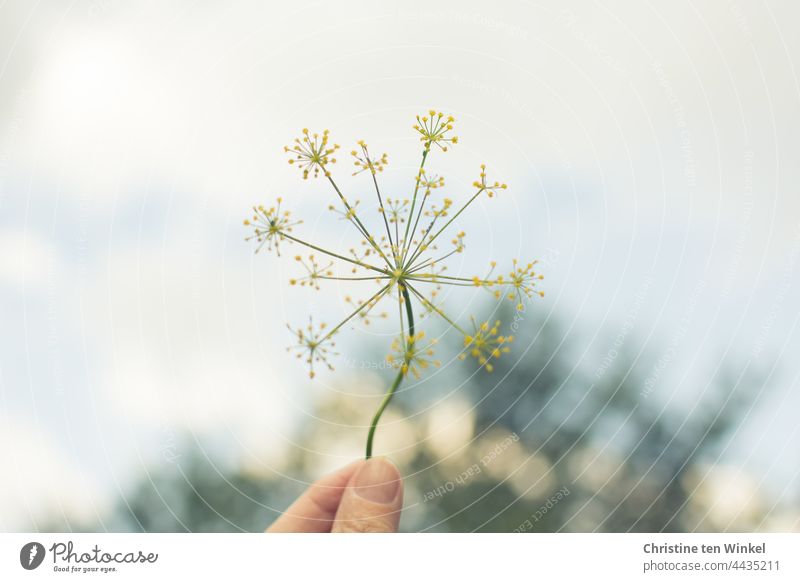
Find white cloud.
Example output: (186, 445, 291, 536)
(0, 418, 106, 530)
(92, 242, 297, 462)
(0, 229, 56, 287)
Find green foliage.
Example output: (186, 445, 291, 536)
(43, 307, 774, 533)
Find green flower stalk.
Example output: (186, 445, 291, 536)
(245, 111, 544, 459)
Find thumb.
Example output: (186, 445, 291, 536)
(332, 457, 404, 533)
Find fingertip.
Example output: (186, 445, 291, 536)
(332, 457, 404, 533)
(353, 457, 402, 503)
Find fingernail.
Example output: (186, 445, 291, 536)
(353, 458, 400, 503)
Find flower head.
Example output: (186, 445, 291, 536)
(344, 294, 388, 326)
(285, 128, 340, 179)
(247, 110, 545, 458)
(460, 318, 514, 373)
(471, 260, 544, 310)
(387, 331, 440, 378)
(351, 141, 389, 175)
(290, 254, 333, 290)
(451, 231, 466, 253)
(328, 199, 361, 221)
(413, 110, 458, 152)
(472, 164, 507, 197)
(506, 259, 545, 308)
(287, 318, 337, 379)
(244, 198, 301, 255)
(382, 197, 409, 224)
(424, 198, 453, 219)
(417, 170, 445, 193)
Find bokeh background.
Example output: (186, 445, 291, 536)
(1, 0, 799, 532)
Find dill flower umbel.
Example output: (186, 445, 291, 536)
(246, 111, 544, 458)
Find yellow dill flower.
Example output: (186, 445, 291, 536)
(382, 197, 409, 224)
(451, 231, 466, 253)
(344, 294, 388, 326)
(328, 199, 361, 221)
(285, 128, 340, 179)
(470, 259, 545, 310)
(507, 259, 545, 308)
(244, 197, 301, 256)
(416, 170, 445, 193)
(246, 110, 544, 458)
(387, 331, 440, 379)
(287, 318, 337, 379)
(424, 198, 453, 219)
(290, 254, 333, 290)
(351, 141, 389, 175)
(413, 111, 458, 152)
(472, 164, 508, 198)
(459, 318, 514, 373)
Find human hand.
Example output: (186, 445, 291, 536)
(267, 457, 404, 533)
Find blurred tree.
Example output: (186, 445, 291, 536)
(53, 305, 779, 533)
(101, 443, 299, 532)
(401, 304, 771, 532)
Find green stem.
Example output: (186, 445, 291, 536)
(405, 188, 484, 268)
(401, 148, 429, 263)
(408, 246, 460, 273)
(365, 285, 415, 459)
(368, 163, 395, 258)
(321, 284, 390, 343)
(279, 232, 387, 275)
(326, 175, 393, 269)
(406, 283, 468, 335)
(403, 190, 431, 264)
(318, 275, 390, 281)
